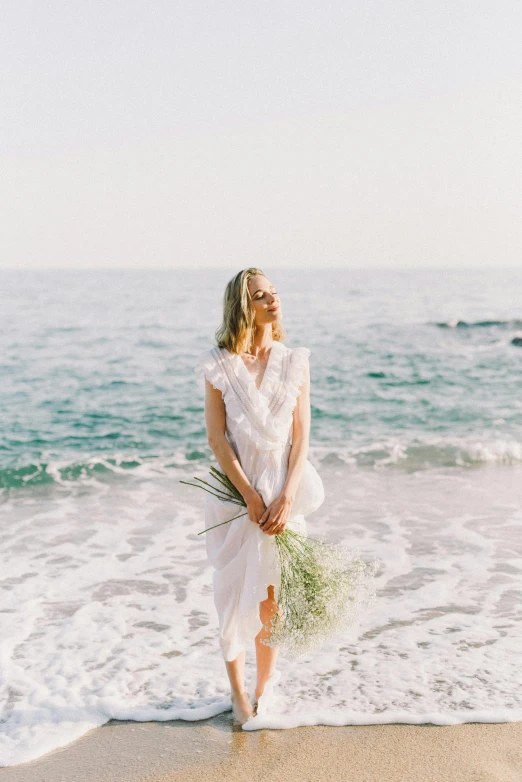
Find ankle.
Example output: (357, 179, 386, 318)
(255, 669, 277, 699)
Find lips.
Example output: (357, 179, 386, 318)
(268, 305, 279, 312)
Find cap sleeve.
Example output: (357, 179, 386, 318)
(288, 346, 311, 396)
(194, 347, 228, 395)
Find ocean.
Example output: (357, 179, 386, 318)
(1, 267, 522, 765)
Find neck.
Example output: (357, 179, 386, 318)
(247, 325, 273, 356)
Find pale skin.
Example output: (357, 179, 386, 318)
(203, 274, 311, 724)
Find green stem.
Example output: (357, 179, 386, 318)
(191, 475, 242, 499)
(209, 467, 244, 502)
(180, 481, 240, 505)
(197, 510, 248, 535)
(179, 479, 244, 505)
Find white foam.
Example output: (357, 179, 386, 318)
(1, 464, 522, 766)
(309, 435, 522, 468)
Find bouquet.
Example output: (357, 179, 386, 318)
(180, 466, 379, 659)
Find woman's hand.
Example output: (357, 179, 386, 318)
(245, 489, 267, 526)
(258, 493, 294, 536)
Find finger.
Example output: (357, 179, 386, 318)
(258, 508, 270, 526)
(269, 515, 287, 535)
(260, 512, 275, 531)
(262, 514, 280, 533)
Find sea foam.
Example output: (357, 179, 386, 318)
(1, 461, 521, 766)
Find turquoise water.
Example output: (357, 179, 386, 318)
(2, 267, 522, 489)
(2, 267, 522, 766)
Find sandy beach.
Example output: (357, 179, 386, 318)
(2, 717, 521, 782)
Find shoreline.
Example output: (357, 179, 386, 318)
(3, 716, 522, 782)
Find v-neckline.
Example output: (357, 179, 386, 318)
(227, 342, 279, 397)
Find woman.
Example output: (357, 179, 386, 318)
(195, 267, 325, 724)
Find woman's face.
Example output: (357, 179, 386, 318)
(247, 274, 281, 327)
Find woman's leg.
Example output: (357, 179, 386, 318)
(225, 649, 253, 723)
(254, 584, 280, 699)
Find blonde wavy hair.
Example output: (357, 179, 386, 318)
(215, 267, 286, 354)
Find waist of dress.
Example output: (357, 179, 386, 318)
(227, 431, 292, 464)
(226, 424, 293, 450)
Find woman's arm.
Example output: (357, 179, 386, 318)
(204, 379, 266, 524)
(258, 362, 311, 535)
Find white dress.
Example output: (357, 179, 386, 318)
(195, 340, 325, 661)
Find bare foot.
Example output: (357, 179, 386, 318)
(231, 691, 253, 725)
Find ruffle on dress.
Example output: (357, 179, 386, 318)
(194, 343, 311, 454)
(195, 348, 228, 396)
(272, 347, 310, 426)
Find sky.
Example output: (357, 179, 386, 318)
(1, 1, 521, 270)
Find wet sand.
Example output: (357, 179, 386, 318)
(2, 715, 522, 782)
